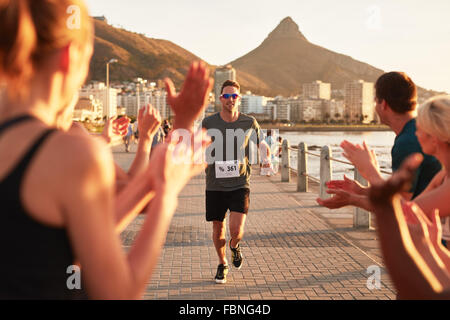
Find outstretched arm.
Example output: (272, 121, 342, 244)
(413, 169, 450, 221)
(61, 135, 208, 299)
(316, 175, 372, 210)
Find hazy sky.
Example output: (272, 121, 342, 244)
(85, 0, 450, 93)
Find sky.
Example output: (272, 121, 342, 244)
(85, 0, 450, 93)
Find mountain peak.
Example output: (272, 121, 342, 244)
(266, 17, 307, 42)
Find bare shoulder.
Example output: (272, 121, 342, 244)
(429, 168, 447, 189)
(49, 131, 114, 181)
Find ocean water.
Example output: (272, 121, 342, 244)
(278, 131, 396, 181)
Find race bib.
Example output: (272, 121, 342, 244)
(215, 160, 240, 179)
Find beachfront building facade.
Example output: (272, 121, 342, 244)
(79, 82, 118, 119)
(214, 65, 236, 112)
(270, 96, 290, 122)
(300, 98, 324, 122)
(323, 99, 345, 122)
(73, 95, 103, 123)
(240, 93, 268, 114)
(117, 88, 171, 119)
(302, 80, 331, 100)
(344, 80, 375, 124)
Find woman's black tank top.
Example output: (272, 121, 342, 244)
(0, 115, 87, 299)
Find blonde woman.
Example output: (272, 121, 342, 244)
(0, 0, 212, 299)
(414, 96, 450, 246)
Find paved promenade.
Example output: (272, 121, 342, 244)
(113, 143, 396, 300)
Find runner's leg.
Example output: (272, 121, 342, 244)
(229, 211, 246, 269)
(212, 220, 228, 265)
(229, 211, 246, 248)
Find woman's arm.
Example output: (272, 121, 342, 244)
(59, 134, 207, 299)
(114, 129, 211, 233)
(368, 154, 450, 299)
(317, 189, 373, 211)
(414, 179, 450, 220)
(58, 61, 213, 299)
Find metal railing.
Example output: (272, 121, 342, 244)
(280, 139, 391, 229)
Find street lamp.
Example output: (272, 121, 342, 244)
(106, 58, 118, 119)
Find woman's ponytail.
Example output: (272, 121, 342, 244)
(0, 0, 37, 99)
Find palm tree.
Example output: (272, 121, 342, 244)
(344, 113, 350, 124)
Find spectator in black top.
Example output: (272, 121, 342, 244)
(0, 0, 212, 299)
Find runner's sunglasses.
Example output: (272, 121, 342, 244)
(221, 93, 241, 99)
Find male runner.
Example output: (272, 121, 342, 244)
(202, 80, 261, 284)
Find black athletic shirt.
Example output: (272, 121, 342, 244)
(0, 115, 87, 299)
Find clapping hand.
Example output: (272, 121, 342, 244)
(403, 202, 450, 266)
(138, 104, 162, 140)
(316, 175, 367, 209)
(148, 129, 212, 196)
(316, 188, 355, 209)
(101, 115, 130, 145)
(341, 140, 382, 184)
(326, 175, 368, 195)
(165, 61, 213, 130)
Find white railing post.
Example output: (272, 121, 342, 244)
(298, 142, 308, 192)
(319, 145, 332, 199)
(281, 139, 290, 182)
(354, 169, 371, 228)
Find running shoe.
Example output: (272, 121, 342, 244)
(214, 264, 229, 284)
(229, 240, 243, 269)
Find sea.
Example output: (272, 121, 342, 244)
(278, 131, 396, 181)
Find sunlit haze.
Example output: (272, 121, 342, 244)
(86, 0, 450, 93)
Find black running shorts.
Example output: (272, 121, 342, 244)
(205, 188, 250, 222)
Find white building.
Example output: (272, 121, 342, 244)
(72, 95, 103, 122)
(302, 80, 331, 100)
(118, 89, 171, 119)
(214, 65, 236, 112)
(271, 97, 290, 121)
(79, 82, 117, 119)
(288, 97, 302, 122)
(300, 99, 324, 122)
(240, 94, 268, 114)
(118, 93, 138, 116)
(344, 80, 375, 124)
(151, 90, 171, 120)
(323, 99, 345, 122)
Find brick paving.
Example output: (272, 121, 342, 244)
(113, 143, 396, 300)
